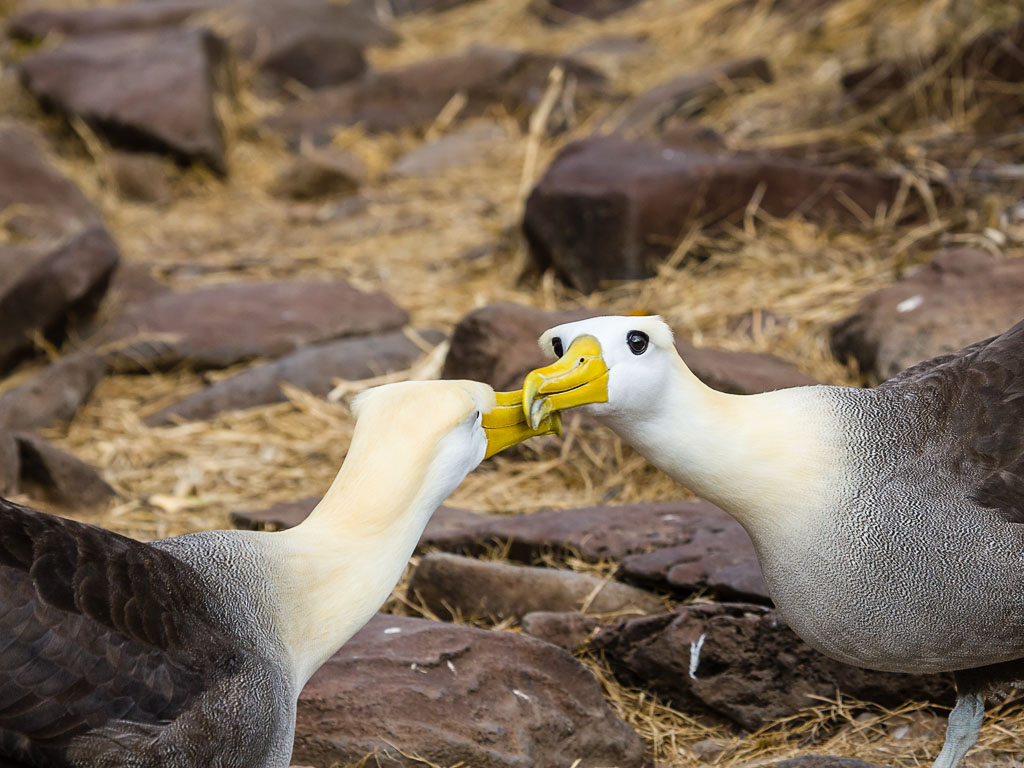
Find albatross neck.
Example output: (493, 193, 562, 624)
(603, 356, 837, 538)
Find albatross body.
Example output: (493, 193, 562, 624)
(0, 380, 557, 767)
(521, 314, 1024, 768)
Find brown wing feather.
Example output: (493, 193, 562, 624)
(0, 498, 245, 765)
(880, 318, 1024, 523)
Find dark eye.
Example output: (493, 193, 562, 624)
(551, 337, 564, 357)
(626, 330, 649, 355)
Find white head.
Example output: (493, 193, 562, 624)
(523, 315, 680, 427)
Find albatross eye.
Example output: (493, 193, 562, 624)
(551, 337, 564, 357)
(626, 330, 649, 355)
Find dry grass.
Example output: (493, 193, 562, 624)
(3, 0, 1024, 763)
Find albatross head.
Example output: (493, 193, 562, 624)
(522, 315, 677, 429)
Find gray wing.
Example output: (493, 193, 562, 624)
(0, 499, 282, 767)
(879, 318, 1024, 523)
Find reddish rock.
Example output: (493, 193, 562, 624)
(409, 553, 664, 621)
(93, 280, 409, 372)
(271, 149, 364, 200)
(265, 47, 608, 144)
(831, 249, 1024, 382)
(611, 57, 772, 135)
(522, 611, 597, 651)
(294, 614, 647, 767)
(146, 329, 443, 424)
(593, 603, 953, 730)
(0, 227, 120, 374)
(842, 20, 1024, 125)
(0, 351, 107, 432)
(442, 303, 814, 393)
(524, 137, 905, 292)
(15, 433, 115, 508)
(530, 0, 643, 23)
(20, 27, 230, 171)
(6, 0, 210, 41)
(0, 431, 19, 496)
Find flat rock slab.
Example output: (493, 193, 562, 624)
(14, 433, 114, 508)
(524, 137, 907, 292)
(147, 329, 442, 424)
(93, 280, 409, 372)
(7, 0, 211, 40)
(0, 351, 107, 432)
(294, 614, 647, 768)
(522, 611, 597, 651)
(20, 27, 230, 170)
(831, 249, 1024, 382)
(0, 227, 120, 374)
(265, 46, 608, 144)
(593, 603, 953, 731)
(774, 758, 887, 768)
(409, 552, 664, 621)
(442, 303, 813, 393)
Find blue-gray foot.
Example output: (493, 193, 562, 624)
(930, 693, 985, 768)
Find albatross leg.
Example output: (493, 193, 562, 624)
(930, 693, 984, 768)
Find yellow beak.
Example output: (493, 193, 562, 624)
(482, 389, 562, 459)
(522, 336, 609, 430)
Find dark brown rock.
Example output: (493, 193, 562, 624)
(660, 121, 727, 152)
(146, 329, 442, 424)
(831, 249, 1024, 382)
(0, 351, 107, 432)
(593, 603, 953, 731)
(108, 152, 173, 204)
(271, 149, 364, 200)
(842, 20, 1024, 125)
(524, 137, 906, 292)
(363, 0, 485, 14)
(93, 280, 409, 372)
(265, 47, 608, 144)
(20, 27, 230, 171)
(14, 433, 115, 508)
(0, 124, 101, 242)
(6, 0, 211, 41)
(774, 758, 887, 768)
(611, 57, 772, 135)
(410, 552, 664, 621)
(522, 611, 597, 651)
(294, 614, 647, 768)
(0, 431, 20, 496)
(442, 303, 814, 393)
(0, 227, 120, 373)
(530, 0, 643, 23)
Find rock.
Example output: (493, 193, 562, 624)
(92, 280, 409, 372)
(364, 0, 485, 14)
(842, 20, 1024, 125)
(531, 0, 643, 23)
(774, 758, 887, 768)
(593, 603, 953, 731)
(20, 27, 230, 171)
(524, 137, 906, 292)
(611, 57, 772, 135)
(271, 149, 364, 200)
(146, 329, 442, 424)
(108, 152, 173, 204)
(0, 227, 120, 374)
(660, 121, 727, 152)
(830, 249, 1024, 382)
(294, 614, 647, 768)
(522, 611, 597, 651)
(568, 34, 652, 76)
(0, 431, 20, 496)
(410, 552, 664, 621)
(14, 433, 115, 508)
(265, 47, 608, 144)
(442, 303, 814, 393)
(6, 0, 211, 41)
(390, 122, 507, 177)
(0, 124, 101, 242)
(0, 351, 107, 432)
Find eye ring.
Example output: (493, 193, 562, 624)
(551, 337, 564, 357)
(626, 330, 649, 355)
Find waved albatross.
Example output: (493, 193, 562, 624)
(520, 314, 1024, 768)
(0, 380, 558, 767)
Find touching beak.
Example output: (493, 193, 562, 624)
(482, 390, 562, 459)
(522, 335, 609, 430)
